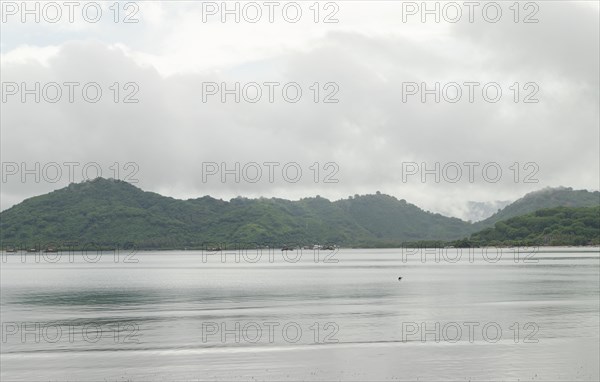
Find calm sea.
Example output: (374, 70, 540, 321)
(1, 247, 599, 381)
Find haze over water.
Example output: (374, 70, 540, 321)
(1, 247, 598, 381)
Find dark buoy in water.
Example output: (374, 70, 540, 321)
(398, 277, 402, 281)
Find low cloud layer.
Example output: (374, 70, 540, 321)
(1, 1, 598, 221)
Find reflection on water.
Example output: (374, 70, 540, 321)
(1, 248, 599, 381)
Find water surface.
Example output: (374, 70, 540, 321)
(1, 247, 598, 381)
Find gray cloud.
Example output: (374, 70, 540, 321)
(1, 2, 598, 220)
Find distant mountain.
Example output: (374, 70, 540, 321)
(1, 180, 598, 249)
(477, 187, 600, 227)
(463, 206, 600, 246)
(464, 200, 512, 222)
(0, 178, 472, 249)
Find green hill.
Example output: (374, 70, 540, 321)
(0, 178, 472, 249)
(1, 179, 598, 249)
(478, 187, 600, 226)
(463, 206, 600, 246)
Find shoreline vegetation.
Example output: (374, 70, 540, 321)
(2, 245, 600, 253)
(1, 178, 598, 251)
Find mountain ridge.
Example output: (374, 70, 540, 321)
(1, 178, 598, 248)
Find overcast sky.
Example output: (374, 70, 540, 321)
(1, 1, 599, 221)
